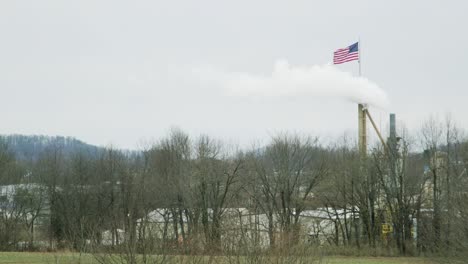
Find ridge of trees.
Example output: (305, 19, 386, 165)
(1, 118, 468, 262)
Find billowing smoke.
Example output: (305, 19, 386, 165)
(194, 60, 389, 108)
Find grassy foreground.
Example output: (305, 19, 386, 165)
(0, 252, 435, 264)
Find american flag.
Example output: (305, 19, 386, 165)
(333, 42, 359, 64)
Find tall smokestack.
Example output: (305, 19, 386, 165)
(389, 113, 397, 155)
(358, 104, 367, 158)
(390, 113, 396, 141)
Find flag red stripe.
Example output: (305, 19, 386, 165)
(334, 55, 358, 61)
(334, 54, 358, 60)
(334, 53, 359, 60)
(334, 51, 358, 57)
(334, 57, 359, 64)
(333, 58, 358, 64)
(334, 51, 349, 55)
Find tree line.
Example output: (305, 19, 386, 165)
(1, 117, 468, 261)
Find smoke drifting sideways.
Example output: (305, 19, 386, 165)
(194, 60, 389, 108)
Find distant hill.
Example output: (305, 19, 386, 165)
(0, 135, 101, 161)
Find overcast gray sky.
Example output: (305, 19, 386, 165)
(0, 0, 466, 149)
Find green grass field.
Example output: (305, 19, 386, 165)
(0, 252, 436, 264)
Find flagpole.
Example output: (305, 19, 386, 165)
(358, 36, 372, 241)
(358, 37, 366, 159)
(358, 37, 361, 77)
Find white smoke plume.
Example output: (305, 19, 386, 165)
(194, 60, 389, 108)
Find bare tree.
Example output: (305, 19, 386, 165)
(248, 134, 327, 248)
(35, 143, 66, 249)
(316, 136, 360, 247)
(193, 135, 243, 252)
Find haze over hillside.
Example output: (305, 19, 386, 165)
(0, 135, 105, 161)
